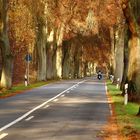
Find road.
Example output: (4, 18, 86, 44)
(0, 77, 110, 140)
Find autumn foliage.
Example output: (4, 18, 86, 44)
(0, 0, 124, 85)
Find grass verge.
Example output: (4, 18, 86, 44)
(107, 81, 140, 139)
(0, 80, 58, 99)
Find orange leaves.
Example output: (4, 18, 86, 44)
(8, 0, 35, 56)
(7, 0, 123, 66)
(98, 0, 123, 27)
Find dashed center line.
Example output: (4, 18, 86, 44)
(43, 105, 50, 109)
(0, 80, 86, 132)
(0, 133, 8, 140)
(25, 116, 34, 121)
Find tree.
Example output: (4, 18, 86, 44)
(121, 0, 140, 101)
(8, 0, 36, 83)
(113, 22, 125, 83)
(0, 0, 13, 88)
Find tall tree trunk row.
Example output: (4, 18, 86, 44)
(122, 0, 140, 101)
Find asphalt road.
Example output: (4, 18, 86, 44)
(0, 77, 110, 140)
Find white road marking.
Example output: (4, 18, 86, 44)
(43, 105, 50, 109)
(25, 116, 34, 121)
(61, 95, 65, 97)
(0, 133, 8, 139)
(0, 80, 86, 132)
(54, 99, 59, 102)
(66, 91, 70, 93)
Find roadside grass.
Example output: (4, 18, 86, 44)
(107, 81, 140, 138)
(0, 80, 58, 98)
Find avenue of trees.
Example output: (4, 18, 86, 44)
(0, 0, 140, 104)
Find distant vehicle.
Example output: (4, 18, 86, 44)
(97, 71, 102, 80)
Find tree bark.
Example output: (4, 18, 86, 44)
(114, 25, 124, 83)
(62, 40, 71, 79)
(121, 25, 130, 91)
(52, 43, 57, 79)
(137, 107, 140, 116)
(36, 22, 47, 81)
(78, 45, 84, 78)
(127, 36, 140, 99)
(62, 38, 83, 79)
(84, 61, 88, 77)
(74, 41, 81, 78)
(46, 43, 54, 79)
(55, 45, 62, 78)
(62, 39, 78, 79)
(0, 0, 13, 88)
(109, 27, 115, 75)
(50, 25, 64, 79)
(122, 0, 140, 104)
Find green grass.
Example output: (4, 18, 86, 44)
(0, 80, 58, 98)
(107, 81, 140, 136)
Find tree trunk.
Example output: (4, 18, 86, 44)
(137, 107, 140, 116)
(127, 36, 140, 100)
(114, 25, 124, 83)
(62, 39, 78, 79)
(52, 42, 57, 79)
(70, 40, 79, 78)
(46, 43, 54, 79)
(74, 42, 81, 78)
(0, 41, 13, 88)
(55, 45, 62, 78)
(109, 27, 115, 75)
(0, 0, 13, 88)
(84, 61, 88, 77)
(122, 0, 140, 104)
(93, 62, 97, 75)
(62, 41, 71, 79)
(78, 45, 84, 78)
(121, 25, 130, 91)
(36, 23, 47, 81)
(50, 25, 64, 79)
